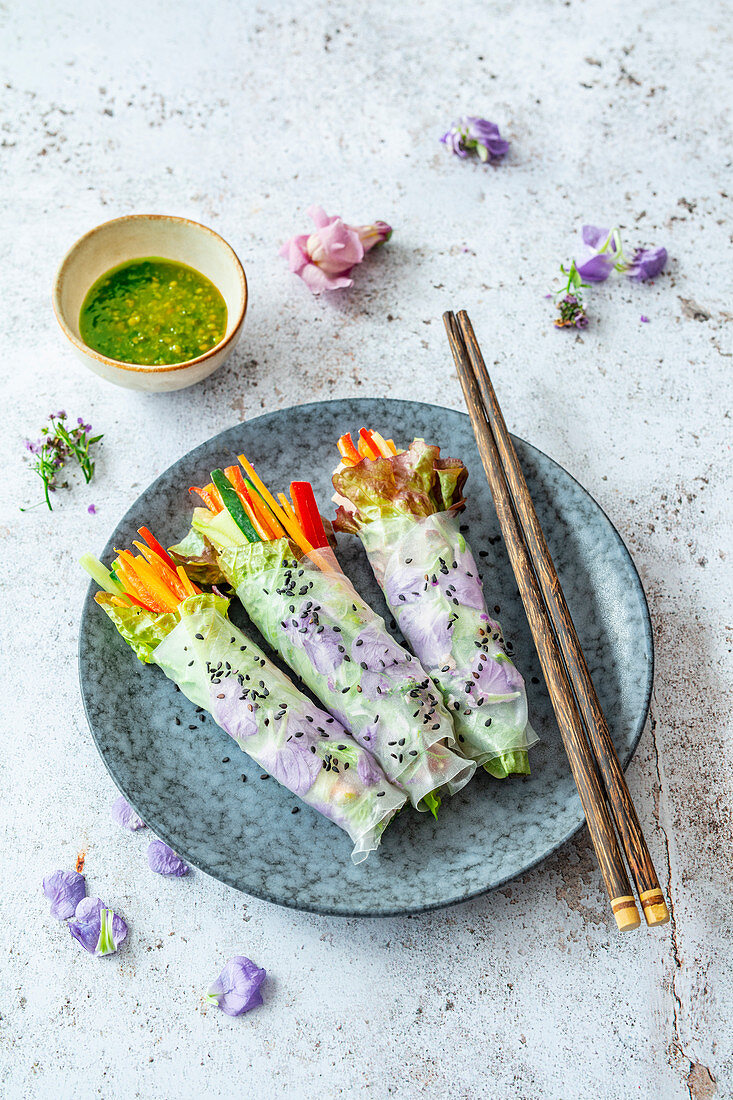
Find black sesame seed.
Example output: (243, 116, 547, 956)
(291, 806, 300, 814)
(174, 717, 181, 725)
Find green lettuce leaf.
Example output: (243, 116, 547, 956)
(94, 593, 179, 663)
(333, 439, 467, 533)
(95, 591, 229, 664)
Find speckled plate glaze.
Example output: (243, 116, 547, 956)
(79, 398, 653, 917)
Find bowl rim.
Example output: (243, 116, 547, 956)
(52, 213, 248, 374)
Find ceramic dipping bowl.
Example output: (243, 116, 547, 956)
(53, 214, 247, 392)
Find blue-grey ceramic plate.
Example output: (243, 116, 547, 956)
(79, 398, 653, 917)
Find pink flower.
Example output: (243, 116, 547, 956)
(280, 206, 392, 293)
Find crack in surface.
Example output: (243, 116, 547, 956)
(649, 696, 717, 1099)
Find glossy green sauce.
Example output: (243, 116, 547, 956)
(79, 257, 227, 366)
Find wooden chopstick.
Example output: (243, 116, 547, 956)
(443, 311, 641, 931)
(455, 311, 669, 928)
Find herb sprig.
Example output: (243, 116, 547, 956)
(552, 262, 589, 329)
(23, 411, 102, 511)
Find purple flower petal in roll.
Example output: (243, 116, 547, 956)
(43, 869, 86, 920)
(147, 840, 190, 876)
(111, 795, 146, 831)
(469, 653, 524, 707)
(265, 714, 322, 796)
(211, 679, 260, 742)
(206, 956, 266, 1017)
(357, 745, 383, 786)
(438, 548, 484, 610)
(69, 897, 128, 956)
(352, 620, 407, 669)
(397, 601, 451, 669)
(626, 246, 667, 281)
(282, 609, 344, 676)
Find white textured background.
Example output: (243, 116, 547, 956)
(1, 0, 731, 1097)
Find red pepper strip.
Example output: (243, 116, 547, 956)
(189, 485, 220, 513)
(358, 428, 381, 460)
(337, 433, 362, 466)
(290, 482, 329, 549)
(138, 526, 178, 572)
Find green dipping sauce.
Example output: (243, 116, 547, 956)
(79, 257, 227, 366)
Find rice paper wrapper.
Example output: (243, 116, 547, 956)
(357, 511, 538, 774)
(139, 595, 405, 863)
(214, 541, 475, 808)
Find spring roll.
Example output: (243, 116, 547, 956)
(80, 538, 405, 864)
(331, 433, 537, 777)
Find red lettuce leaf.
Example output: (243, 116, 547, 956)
(333, 439, 467, 532)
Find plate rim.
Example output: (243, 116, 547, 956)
(78, 397, 654, 917)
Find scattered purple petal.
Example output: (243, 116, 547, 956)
(626, 246, 667, 281)
(43, 869, 86, 920)
(640, 314, 650, 323)
(68, 897, 128, 956)
(87, 504, 97, 515)
(111, 794, 146, 831)
(147, 840, 189, 876)
(575, 253, 616, 283)
(441, 117, 508, 162)
(206, 956, 267, 1017)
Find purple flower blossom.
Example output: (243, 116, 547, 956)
(111, 794, 146, 830)
(87, 504, 97, 515)
(147, 840, 189, 876)
(68, 897, 128, 956)
(206, 956, 266, 1017)
(626, 246, 667, 281)
(50, 410, 66, 420)
(441, 117, 509, 162)
(43, 869, 86, 920)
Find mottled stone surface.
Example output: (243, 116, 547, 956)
(1, 0, 731, 1097)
